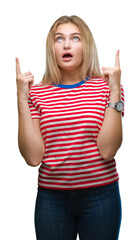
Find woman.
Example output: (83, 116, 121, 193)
(16, 15, 124, 240)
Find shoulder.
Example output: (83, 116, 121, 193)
(30, 82, 51, 94)
(87, 77, 109, 90)
(30, 82, 45, 90)
(88, 77, 107, 84)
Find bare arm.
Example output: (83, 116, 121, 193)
(97, 90, 122, 160)
(16, 58, 44, 166)
(97, 50, 123, 160)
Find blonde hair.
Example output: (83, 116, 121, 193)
(42, 15, 102, 85)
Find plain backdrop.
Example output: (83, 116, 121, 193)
(0, 0, 140, 239)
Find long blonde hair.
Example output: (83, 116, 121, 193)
(42, 15, 102, 85)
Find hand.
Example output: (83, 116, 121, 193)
(16, 58, 34, 101)
(102, 50, 121, 93)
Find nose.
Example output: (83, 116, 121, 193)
(63, 39, 71, 50)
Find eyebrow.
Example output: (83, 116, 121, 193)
(55, 32, 81, 36)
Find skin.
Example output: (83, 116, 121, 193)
(97, 50, 122, 159)
(102, 50, 121, 93)
(16, 58, 44, 166)
(54, 23, 83, 85)
(16, 23, 122, 165)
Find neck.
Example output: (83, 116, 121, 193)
(60, 69, 82, 85)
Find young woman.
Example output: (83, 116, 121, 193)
(16, 15, 124, 240)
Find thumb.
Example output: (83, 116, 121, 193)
(15, 57, 22, 76)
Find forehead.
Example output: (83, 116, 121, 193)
(55, 23, 80, 35)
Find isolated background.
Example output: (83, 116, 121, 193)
(0, 0, 139, 239)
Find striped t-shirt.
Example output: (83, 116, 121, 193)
(28, 77, 124, 190)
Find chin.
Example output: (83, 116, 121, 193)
(59, 63, 82, 72)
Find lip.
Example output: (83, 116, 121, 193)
(62, 52, 73, 61)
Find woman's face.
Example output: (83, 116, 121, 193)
(54, 23, 83, 73)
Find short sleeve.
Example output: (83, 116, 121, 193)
(105, 85, 125, 117)
(120, 85, 125, 117)
(28, 95, 41, 119)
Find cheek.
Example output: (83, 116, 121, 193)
(75, 43, 83, 55)
(76, 46, 83, 60)
(54, 43, 61, 54)
(54, 46, 61, 62)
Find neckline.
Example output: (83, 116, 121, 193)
(53, 77, 89, 89)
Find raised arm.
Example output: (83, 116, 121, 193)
(16, 58, 44, 166)
(97, 50, 123, 160)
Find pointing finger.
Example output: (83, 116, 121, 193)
(15, 57, 22, 76)
(114, 50, 120, 68)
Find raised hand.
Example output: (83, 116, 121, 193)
(102, 50, 121, 93)
(16, 58, 34, 101)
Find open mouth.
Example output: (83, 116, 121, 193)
(62, 53, 73, 58)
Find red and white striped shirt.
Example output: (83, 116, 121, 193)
(28, 77, 124, 190)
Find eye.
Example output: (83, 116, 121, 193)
(56, 37, 63, 42)
(73, 36, 80, 41)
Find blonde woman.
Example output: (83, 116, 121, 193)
(16, 15, 124, 240)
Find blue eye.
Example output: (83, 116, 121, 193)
(57, 37, 63, 42)
(73, 37, 79, 41)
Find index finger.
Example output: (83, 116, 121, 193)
(114, 50, 120, 68)
(15, 57, 22, 76)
